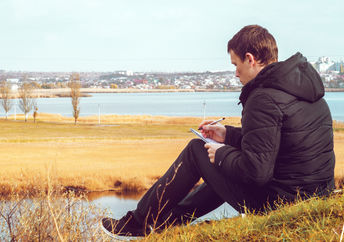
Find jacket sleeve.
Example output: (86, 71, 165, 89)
(214, 92, 283, 186)
(224, 126, 242, 148)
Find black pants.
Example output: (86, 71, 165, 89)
(133, 139, 271, 227)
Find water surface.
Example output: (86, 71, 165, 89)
(88, 191, 239, 222)
(4, 92, 343, 121)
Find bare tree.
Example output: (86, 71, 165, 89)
(0, 80, 13, 119)
(33, 105, 38, 123)
(18, 80, 36, 122)
(69, 73, 81, 124)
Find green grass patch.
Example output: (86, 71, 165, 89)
(147, 192, 344, 241)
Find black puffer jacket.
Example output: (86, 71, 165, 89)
(215, 52, 335, 201)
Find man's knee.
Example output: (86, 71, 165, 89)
(186, 139, 208, 164)
(187, 138, 205, 151)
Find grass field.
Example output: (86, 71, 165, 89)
(146, 192, 344, 241)
(0, 114, 343, 197)
(0, 114, 241, 196)
(0, 114, 343, 240)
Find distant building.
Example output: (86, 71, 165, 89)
(229, 78, 241, 87)
(330, 61, 344, 73)
(11, 84, 18, 91)
(314, 57, 335, 73)
(113, 70, 133, 76)
(6, 78, 20, 91)
(7, 78, 20, 84)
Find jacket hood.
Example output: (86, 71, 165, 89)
(240, 52, 324, 105)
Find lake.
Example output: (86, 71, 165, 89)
(88, 191, 239, 223)
(4, 91, 344, 121)
(0, 192, 238, 240)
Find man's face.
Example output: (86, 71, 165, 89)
(229, 50, 258, 86)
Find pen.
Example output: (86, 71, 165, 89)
(198, 117, 225, 130)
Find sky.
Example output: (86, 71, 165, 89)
(0, 0, 343, 72)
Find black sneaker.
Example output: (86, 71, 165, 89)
(101, 211, 151, 239)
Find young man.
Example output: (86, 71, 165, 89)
(101, 25, 335, 238)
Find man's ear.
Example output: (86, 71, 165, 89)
(245, 53, 256, 66)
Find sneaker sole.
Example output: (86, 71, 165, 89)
(100, 221, 142, 241)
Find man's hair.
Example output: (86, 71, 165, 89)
(227, 25, 278, 65)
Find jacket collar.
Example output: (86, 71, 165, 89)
(238, 62, 276, 105)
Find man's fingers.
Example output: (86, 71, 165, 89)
(203, 124, 219, 132)
(198, 120, 216, 129)
(202, 130, 213, 138)
(204, 143, 224, 163)
(209, 154, 215, 163)
(205, 143, 214, 153)
(204, 143, 216, 163)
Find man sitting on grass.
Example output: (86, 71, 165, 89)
(101, 25, 335, 239)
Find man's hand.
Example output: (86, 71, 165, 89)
(204, 143, 225, 163)
(199, 120, 226, 143)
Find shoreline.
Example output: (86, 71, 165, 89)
(7, 87, 343, 98)
(10, 88, 239, 98)
(30, 88, 242, 98)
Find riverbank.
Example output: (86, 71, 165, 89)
(9, 87, 342, 98)
(12, 88, 230, 98)
(2, 183, 342, 241)
(0, 114, 343, 197)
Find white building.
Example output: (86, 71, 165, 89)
(315, 57, 334, 73)
(7, 78, 20, 83)
(11, 84, 18, 91)
(229, 78, 241, 87)
(114, 70, 133, 76)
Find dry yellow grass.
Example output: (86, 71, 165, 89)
(1, 114, 240, 196)
(0, 139, 189, 196)
(0, 115, 342, 197)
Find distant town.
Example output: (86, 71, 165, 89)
(1, 56, 343, 91)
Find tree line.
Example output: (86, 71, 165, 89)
(0, 74, 81, 124)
